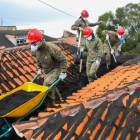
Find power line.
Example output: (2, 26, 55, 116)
(38, 0, 77, 19)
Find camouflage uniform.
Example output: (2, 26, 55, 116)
(83, 37, 103, 83)
(102, 30, 120, 66)
(32, 41, 68, 106)
(71, 17, 100, 57)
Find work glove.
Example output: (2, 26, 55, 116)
(80, 48, 84, 53)
(106, 34, 109, 40)
(38, 68, 42, 74)
(111, 49, 114, 55)
(95, 60, 100, 67)
(59, 72, 67, 80)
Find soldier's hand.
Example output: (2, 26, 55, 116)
(95, 60, 100, 67)
(38, 68, 42, 74)
(78, 27, 84, 31)
(59, 72, 67, 80)
(111, 49, 114, 55)
(98, 21, 103, 24)
(106, 34, 109, 40)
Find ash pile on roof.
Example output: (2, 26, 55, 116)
(57, 54, 138, 100)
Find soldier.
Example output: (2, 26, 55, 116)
(26, 29, 68, 107)
(102, 28, 125, 68)
(80, 27, 103, 84)
(71, 10, 103, 57)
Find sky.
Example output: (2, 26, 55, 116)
(0, 0, 139, 38)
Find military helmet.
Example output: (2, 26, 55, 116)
(81, 10, 89, 18)
(84, 27, 93, 37)
(26, 28, 43, 43)
(117, 28, 125, 36)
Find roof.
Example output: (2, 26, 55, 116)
(0, 40, 139, 139)
(0, 41, 77, 95)
(0, 30, 57, 48)
(12, 54, 140, 140)
(62, 30, 76, 38)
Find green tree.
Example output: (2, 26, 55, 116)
(96, 2, 140, 53)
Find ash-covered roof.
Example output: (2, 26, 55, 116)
(0, 40, 139, 140)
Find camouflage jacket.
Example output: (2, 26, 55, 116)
(71, 17, 99, 38)
(102, 30, 120, 50)
(31, 41, 68, 74)
(84, 37, 103, 62)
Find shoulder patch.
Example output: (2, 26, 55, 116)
(99, 40, 101, 42)
(55, 50, 58, 54)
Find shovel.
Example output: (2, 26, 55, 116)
(74, 31, 82, 64)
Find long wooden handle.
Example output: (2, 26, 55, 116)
(79, 59, 83, 72)
(77, 31, 82, 54)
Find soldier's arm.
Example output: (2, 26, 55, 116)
(102, 30, 109, 36)
(71, 20, 79, 30)
(97, 39, 103, 60)
(88, 20, 99, 27)
(31, 51, 42, 69)
(51, 44, 68, 72)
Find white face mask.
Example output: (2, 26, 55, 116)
(87, 35, 92, 41)
(83, 17, 87, 21)
(31, 44, 38, 51)
(118, 35, 121, 39)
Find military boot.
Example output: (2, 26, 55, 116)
(47, 99, 55, 107)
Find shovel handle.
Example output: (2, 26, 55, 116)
(31, 73, 40, 83)
(77, 31, 82, 54)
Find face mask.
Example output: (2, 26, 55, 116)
(87, 35, 92, 41)
(31, 44, 38, 51)
(118, 35, 121, 39)
(83, 17, 87, 21)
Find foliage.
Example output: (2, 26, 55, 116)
(96, 2, 140, 53)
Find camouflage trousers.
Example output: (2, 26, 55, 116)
(103, 43, 114, 66)
(86, 61, 99, 84)
(43, 68, 61, 106)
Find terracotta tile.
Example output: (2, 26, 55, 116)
(17, 60, 23, 67)
(0, 73, 7, 81)
(20, 50, 28, 57)
(11, 61, 18, 68)
(25, 50, 32, 57)
(2, 57, 8, 62)
(5, 62, 12, 69)
(9, 52, 17, 60)
(15, 51, 22, 59)
(25, 74, 33, 81)
(12, 69, 20, 77)
(13, 78, 23, 86)
(23, 65, 32, 73)
(22, 58, 29, 65)
(1, 83, 9, 92)
(28, 64, 37, 71)
(26, 57, 34, 64)
(5, 54, 12, 61)
(6, 71, 14, 78)
(19, 75, 28, 83)
(18, 67, 26, 75)
(8, 81, 16, 89)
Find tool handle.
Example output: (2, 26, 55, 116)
(77, 31, 82, 54)
(107, 39, 117, 63)
(31, 73, 40, 83)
